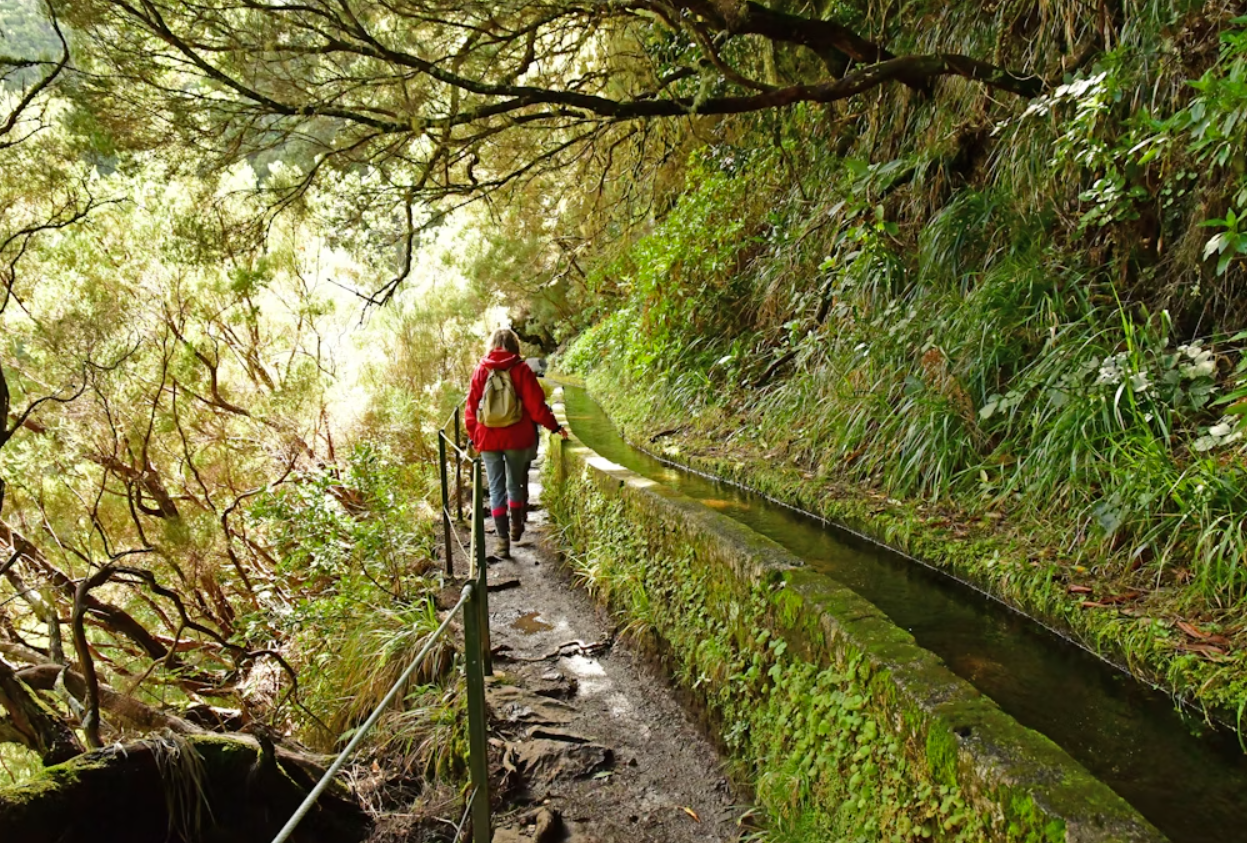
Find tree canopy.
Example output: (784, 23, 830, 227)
(63, 0, 1052, 302)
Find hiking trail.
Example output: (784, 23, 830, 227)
(445, 455, 743, 843)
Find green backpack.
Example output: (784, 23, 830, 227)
(479, 368, 523, 428)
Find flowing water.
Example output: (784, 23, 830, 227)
(561, 384, 1247, 843)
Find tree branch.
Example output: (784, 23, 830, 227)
(0, 1, 70, 146)
(0, 656, 83, 763)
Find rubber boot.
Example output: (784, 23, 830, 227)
(494, 514, 511, 558)
(510, 505, 525, 542)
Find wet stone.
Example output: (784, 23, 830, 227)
(487, 683, 578, 727)
(503, 739, 615, 786)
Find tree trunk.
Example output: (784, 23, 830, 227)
(683, 0, 890, 66)
(16, 664, 203, 736)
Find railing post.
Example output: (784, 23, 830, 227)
(454, 406, 464, 522)
(471, 461, 492, 676)
(438, 433, 453, 577)
(461, 582, 491, 843)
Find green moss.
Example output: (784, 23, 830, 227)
(1003, 794, 1066, 843)
(925, 726, 960, 789)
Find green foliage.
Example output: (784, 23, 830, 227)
(550, 8, 1247, 733)
(245, 442, 468, 775)
(563, 9, 1247, 616)
(0, 745, 41, 787)
(247, 442, 439, 637)
(567, 150, 771, 394)
(0, 0, 60, 89)
(356, 283, 485, 464)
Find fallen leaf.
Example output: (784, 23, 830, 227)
(1177, 620, 1209, 640)
(1081, 601, 1108, 609)
(1175, 641, 1230, 661)
(1176, 620, 1233, 647)
(680, 807, 701, 823)
(1099, 591, 1142, 605)
(1067, 584, 1093, 595)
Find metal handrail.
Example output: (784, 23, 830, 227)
(270, 412, 494, 843)
(271, 582, 476, 843)
(435, 405, 493, 671)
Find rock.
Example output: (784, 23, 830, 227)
(533, 807, 564, 843)
(492, 827, 531, 843)
(487, 683, 577, 727)
(527, 727, 589, 744)
(531, 671, 577, 700)
(503, 739, 614, 786)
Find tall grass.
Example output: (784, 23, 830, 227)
(561, 2, 1247, 609)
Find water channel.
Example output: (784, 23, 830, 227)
(560, 384, 1247, 843)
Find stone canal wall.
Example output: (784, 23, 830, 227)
(542, 394, 1164, 843)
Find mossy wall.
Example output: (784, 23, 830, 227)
(542, 419, 1165, 843)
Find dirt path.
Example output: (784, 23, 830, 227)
(464, 456, 742, 843)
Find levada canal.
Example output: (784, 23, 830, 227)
(560, 384, 1247, 843)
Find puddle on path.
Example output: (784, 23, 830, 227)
(512, 610, 555, 634)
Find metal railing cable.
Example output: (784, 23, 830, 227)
(437, 407, 492, 674)
(449, 523, 472, 566)
(270, 583, 475, 843)
(438, 406, 470, 577)
(270, 405, 494, 843)
(450, 786, 477, 841)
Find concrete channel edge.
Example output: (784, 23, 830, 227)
(544, 393, 1166, 843)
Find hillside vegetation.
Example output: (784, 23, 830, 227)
(559, 1, 1247, 719)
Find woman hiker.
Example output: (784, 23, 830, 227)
(464, 328, 568, 557)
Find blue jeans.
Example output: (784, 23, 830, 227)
(481, 449, 529, 518)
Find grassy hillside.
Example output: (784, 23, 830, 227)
(560, 2, 1247, 719)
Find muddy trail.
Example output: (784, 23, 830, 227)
(447, 456, 742, 843)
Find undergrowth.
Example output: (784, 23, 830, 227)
(0, 745, 41, 788)
(246, 440, 469, 784)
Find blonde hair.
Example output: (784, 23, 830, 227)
(488, 328, 520, 355)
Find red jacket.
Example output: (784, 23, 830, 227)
(464, 350, 560, 452)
